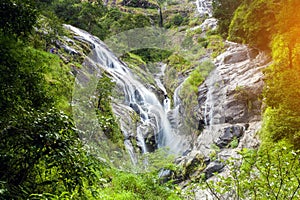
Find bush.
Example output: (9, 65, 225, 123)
(228, 0, 278, 49)
(212, 0, 243, 38)
(203, 142, 300, 199)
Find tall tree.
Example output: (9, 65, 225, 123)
(0, 0, 37, 37)
(156, 0, 166, 27)
(212, 0, 243, 38)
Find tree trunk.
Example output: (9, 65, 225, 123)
(158, 7, 163, 27)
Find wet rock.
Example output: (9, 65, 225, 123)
(198, 119, 205, 131)
(174, 151, 206, 182)
(73, 35, 96, 49)
(129, 103, 140, 114)
(186, 42, 271, 185)
(134, 89, 143, 103)
(214, 125, 244, 148)
(199, 18, 218, 31)
(145, 133, 157, 152)
(203, 160, 224, 179)
(182, 148, 192, 156)
(159, 169, 173, 183)
(223, 49, 249, 64)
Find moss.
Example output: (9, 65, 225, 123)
(167, 53, 191, 72)
(229, 136, 239, 148)
(178, 61, 214, 134)
(180, 153, 206, 181)
(120, 52, 156, 86)
(206, 35, 225, 58)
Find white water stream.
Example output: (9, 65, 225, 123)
(195, 0, 212, 17)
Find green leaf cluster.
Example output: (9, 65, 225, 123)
(48, 0, 151, 40)
(212, 0, 243, 38)
(228, 0, 278, 49)
(204, 142, 300, 199)
(95, 75, 124, 146)
(0, 0, 38, 37)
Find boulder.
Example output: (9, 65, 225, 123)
(203, 160, 225, 179)
(214, 125, 245, 148)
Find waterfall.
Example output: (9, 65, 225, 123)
(67, 25, 188, 162)
(203, 68, 224, 128)
(155, 63, 167, 96)
(154, 63, 171, 113)
(195, 0, 213, 17)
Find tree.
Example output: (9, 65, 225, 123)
(0, 37, 54, 127)
(95, 75, 124, 146)
(0, 108, 104, 198)
(262, 29, 300, 148)
(228, 0, 279, 49)
(156, 0, 166, 27)
(0, 0, 37, 37)
(212, 0, 243, 38)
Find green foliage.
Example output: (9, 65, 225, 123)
(99, 168, 181, 200)
(183, 68, 204, 94)
(180, 61, 214, 101)
(130, 49, 172, 63)
(29, 14, 64, 50)
(140, 148, 178, 172)
(96, 75, 124, 146)
(52, 0, 109, 40)
(181, 35, 194, 50)
(0, 108, 105, 199)
(51, 0, 152, 40)
(226, 0, 300, 50)
(186, 61, 214, 93)
(262, 107, 300, 149)
(198, 37, 209, 48)
(120, 52, 157, 87)
(229, 136, 239, 148)
(0, 0, 38, 37)
(261, 10, 300, 148)
(203, 142, 300, 199)
(179, 61, 214, 134)
(165, 14, 186, 28)
(121, 0, 157, 9)
(212, 0, 243, 38)
(167, 53, 191, 72)
(206, 35, 225, 58)
(0, 36, 53, 126)
(209, 144, 220, 161)
(228, 0, 278, 49)
(0, 0, 198, 199)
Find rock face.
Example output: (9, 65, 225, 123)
(178, 42, 271, 192)
(195, 42, 270, 157)
(203, 160, 224, 179)
(214, 125, 245, 148)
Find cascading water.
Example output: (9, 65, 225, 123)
(154, 63, 171, 113)
(195, 0, 212, 17)
(66, 25, 188, 162)
(203, 67, 225, 129)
